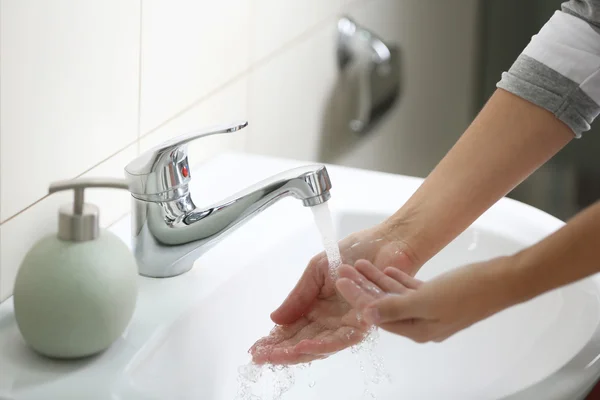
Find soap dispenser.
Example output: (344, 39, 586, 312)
(13, 178, 138, 359)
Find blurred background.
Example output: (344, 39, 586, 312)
(1, 0, 598, 300)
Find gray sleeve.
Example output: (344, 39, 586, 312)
(496, 1, 600, 138)
(562, 0, 600, 31)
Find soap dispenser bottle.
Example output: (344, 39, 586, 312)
(13, 178, 138, 359)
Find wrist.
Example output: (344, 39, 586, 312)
(377, 215, 426, 275)
(379, 203, 438, 271)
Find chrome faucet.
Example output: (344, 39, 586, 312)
(124, 121, 332, 278)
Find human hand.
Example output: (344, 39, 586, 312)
(336, 257, 517, 343)
(249, 225, 419, 365)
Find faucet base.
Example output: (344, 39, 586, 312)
(138, 260, 194, 278)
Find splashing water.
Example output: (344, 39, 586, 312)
(310, 202, 342, 279)
(236, 363, 264, 400)
(351, 328, 392, 399)
(235, 363, 299, 400)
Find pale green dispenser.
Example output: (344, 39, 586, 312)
(12, 178, 138, 359)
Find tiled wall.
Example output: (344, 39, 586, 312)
(0, 0, 479, 302)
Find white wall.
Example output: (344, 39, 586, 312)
(0, 0, 480, 302)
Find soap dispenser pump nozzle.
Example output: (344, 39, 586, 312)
(48, 178, 130, 242)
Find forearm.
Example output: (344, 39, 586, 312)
(380, 5, 600, 271)
(384, 89, 573, 268)
(510, 200, 600, 303)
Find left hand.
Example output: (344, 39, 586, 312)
(336, 257, 518, 343)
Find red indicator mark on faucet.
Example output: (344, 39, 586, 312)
(182, 166, 189, 178)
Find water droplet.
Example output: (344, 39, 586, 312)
(309, 380, 316, 388)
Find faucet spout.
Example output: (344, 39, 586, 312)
(130, 164, 332, 278)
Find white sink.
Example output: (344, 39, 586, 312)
(0, 153, 600, 400)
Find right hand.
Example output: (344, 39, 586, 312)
(336, 257, 515, 344)
(249, 223, 420, 365)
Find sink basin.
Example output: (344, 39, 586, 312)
(123, 211, 600, 400)
(1, 153, 600, 400)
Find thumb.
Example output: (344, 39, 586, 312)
(364, 293, 418, 325)
(270, 257, 323, 325)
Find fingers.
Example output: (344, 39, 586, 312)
(336, 278, 379, 312)
(337, 261, 419, 327)
(250, 324, 360, 365)
(295, 326, 363, 355)
(271, 353, 327, 365)
(337, 264, 384, 298)
(378, 318, 454, 343)
(354, 260, 409, 294)
(251, 344, 327, 365)
(248, 335, 278, 355)
(379, 320, 433, 343)
(248, 322, 300, 354)
(383, 267, 423, 289)
(365, 294, 415, 325)
(270, 256, 324, 325)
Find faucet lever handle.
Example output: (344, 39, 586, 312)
(124, 120, 248, 200)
